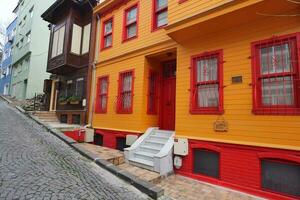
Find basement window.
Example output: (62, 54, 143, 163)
(193, 149, 220, 179)
(116, 137, 129, 151)
(94, 134, 103, 146)
(261, 159, 300, 197)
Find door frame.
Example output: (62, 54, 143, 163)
(158, 60, 176, 130)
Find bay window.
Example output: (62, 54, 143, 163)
(51, 25, 65, 58)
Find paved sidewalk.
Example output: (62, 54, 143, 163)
(0, 99, 150, 200)
(157, 175, 264, 200)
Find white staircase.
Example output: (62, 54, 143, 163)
(124, 127, 174, 175)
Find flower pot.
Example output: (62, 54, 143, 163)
(70, 101, 80, 105)
(59, 101, 67, 105)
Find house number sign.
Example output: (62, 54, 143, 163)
(214, 118, 228, 132)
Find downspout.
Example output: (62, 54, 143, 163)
(86, 13, 101, 127)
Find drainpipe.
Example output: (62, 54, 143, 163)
(86, 13, 101, 127)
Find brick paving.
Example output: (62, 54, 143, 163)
(157, 175, 264, 200)
(0, 99, 151, 200)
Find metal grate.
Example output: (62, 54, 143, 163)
(94, 134, 103, 146)
(261, 159, 300, 197)
(193, 149, 220, 178)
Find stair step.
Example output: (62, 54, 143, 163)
(134, 151, 154, 161)
(155, 130, 174, 136)
(149, 135, 170, 141)
(140, 145, 161, 154)
(129, 157, 154, 168)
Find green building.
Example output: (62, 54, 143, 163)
(10, 0, 55, 99)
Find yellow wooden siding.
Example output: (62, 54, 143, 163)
(92, 54, 159, 132)
(175, 15, 300, 148)
(97, 0, 172, 63)
(168, 0, 229, 24)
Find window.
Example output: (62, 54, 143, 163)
(193, 149, 220, 179)
(82, 24, 91, 54)
(116, 137, 129, 151)
(72, 114, 81, 125)
(252, 33, 300, 115)
(66, 80, 73, 97)
(71, 24, 82, 55)
(147, 70, 158, 114)
(96, 76, 109, 113)
(51, 25, 65, 58)
(23, 15, 27, 24)
(29, 6, 34, 18)
(152, 0, 168, 30)
(190, 50, 223, 114)
(75, 77, 84, 99)
(16, 42, 19, 49)
(123, 4, 138, 41)
(94, 133, 103, 146)
(117, 70, 134, 113)
(20, 38, 24, 48)
(26, 31, 31, 43)
(101, 18, 113, 49)
(261, 159, 300, 197)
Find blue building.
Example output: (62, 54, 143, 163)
(0, 18, 17, 95)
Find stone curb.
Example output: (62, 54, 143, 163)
(14, 107, 164, 199)
(0, 95, 13, 104)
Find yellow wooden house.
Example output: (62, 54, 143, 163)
(90, 0, 300, 199)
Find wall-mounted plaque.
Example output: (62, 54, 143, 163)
(214, 119, 228, 132)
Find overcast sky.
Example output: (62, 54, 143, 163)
(0, 0, 18, 28)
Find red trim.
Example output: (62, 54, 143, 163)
(178, 0, 188, 3)
(176, 139, 300, 200)
(117, 69, 135, 114)
(122, 2, 139, 43)
(95, 76, 109, 114)
(100, 17, 114, 51)
(189, 49, 224, 115)
(147, 69, 159, 115)
(251, 32, 300, 115)
(95, 129, 140, 149)
(151, 0, 168, 32)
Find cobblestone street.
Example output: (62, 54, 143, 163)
(0, 100, 150, 200)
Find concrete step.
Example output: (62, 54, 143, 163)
(134, 151, 155, 162)
(144, 140, 165, 148)
(129, 157, 154, 171)
(139, 145, 161, 154)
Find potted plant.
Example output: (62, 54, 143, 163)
(58, 96, 68, 105)
(68, 96, 81, 105)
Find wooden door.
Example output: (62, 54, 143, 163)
(160, 61, 176, 130)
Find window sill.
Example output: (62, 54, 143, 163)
(116, 110, 133, 114)
(190, 108, 224, 115)
(95, 111, 107, 114)
(151, 24, 167, 32)
(100, 46, 112, 51)
(252, 108, 300, 115)
(122, 35, 138, 43)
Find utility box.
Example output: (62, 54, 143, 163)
(85, 128, 94, 143)
(174, 138, 188, 156)
(126, 135, 138, 146)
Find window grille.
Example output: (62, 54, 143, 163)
(117, 71, 134, 113)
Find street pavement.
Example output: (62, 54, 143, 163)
(0, 99, 151, 200)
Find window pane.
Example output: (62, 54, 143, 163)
(101, 96, 107, 110)
(157, 11, 167, 27)
(127, 7, 137, 24)
(123, 93, 132, 109)
(104, 35, 112, 47)
(51, 30, 58, 58)
(57, 26, 65, 56)
(123, 74, 132, 92)
(262, 76, 294, 106)
(75, 78, 84, 98)
(260, 43, 291, 75)
(157, 0, 167, 10)
(71, 24, 82, 55)
(104, 21, 112, 35)
(82, 24, 91, 54)
(197, 57, 218, 82)
(198, 84, 219, 107)
(100, 79, 108, 94)
(127, 23, 137, 38)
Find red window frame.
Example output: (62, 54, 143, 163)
(152, 0, 168, 31)
(147, 69, 159, 114)
(95, 76, 109, 113)
(122, 3, 139, 42)
(190, 50, 224, 114)
(101, 17, 113, 50)
(251, 33, 300, 115)
(117, 70, 134, 114)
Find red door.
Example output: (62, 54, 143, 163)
(160, 61, 176, 130)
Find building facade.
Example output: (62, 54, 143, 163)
(42, 0, 96, 125)
(91, 0, 300, 199)
(10, 0, 55, 100)
(0, 18, 17, 95)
